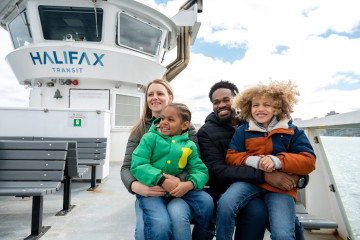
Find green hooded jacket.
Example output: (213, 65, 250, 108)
(130, 118, 209, 190)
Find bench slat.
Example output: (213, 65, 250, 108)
(0, 171, 64, 181)
(0, 160, 65, 170)
(78, 159, 104, 165)
(0, 188, 58, 196)
(0, 137, 34, 140)
(77, 148, 106, 154)
(0, 150, 67, 160)
(0, 181, 61, 188)
(77, 153, 105, 159)
(77, 142, 107, 148)
(34, 137, 107, 143)
(0, 141, 68, 150)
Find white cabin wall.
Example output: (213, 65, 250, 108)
(109, 131, 131, 162)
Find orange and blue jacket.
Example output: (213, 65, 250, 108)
(225, 118, 316, 201)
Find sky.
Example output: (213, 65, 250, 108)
(1, 0, 360, 124)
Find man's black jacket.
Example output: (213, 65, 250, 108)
(197, 113, 265, 202)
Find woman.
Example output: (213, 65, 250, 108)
(121, 79, 207, 240)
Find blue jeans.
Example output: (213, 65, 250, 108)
(136, 190, 214, 240)
(234, 197, 268, 240)
(135, 199, 194, 240)
(216, 181, 302, 240)
(264, 191, 296, 240)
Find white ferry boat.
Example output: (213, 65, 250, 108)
(0, 0, 358, 239)
(0, 0, 202, 181)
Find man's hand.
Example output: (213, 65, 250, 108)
(170, 181, 194, 198)
(162, 179, 179, 193)
(264, 171, 297, 191)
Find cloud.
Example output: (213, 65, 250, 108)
(319, 72, 360, 90)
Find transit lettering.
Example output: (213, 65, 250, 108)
(51, 67, 83, 73)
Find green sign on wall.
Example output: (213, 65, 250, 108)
(74, 119, 82, 127)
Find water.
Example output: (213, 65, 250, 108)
(321, 136, 360, 240)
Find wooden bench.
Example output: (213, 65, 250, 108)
(0, 140, 67, 239)
(34, 137, 107, 191)
(0, 137, 89, 215)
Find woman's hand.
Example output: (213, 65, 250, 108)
(131, 181, 166, 197)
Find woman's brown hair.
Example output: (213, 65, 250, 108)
(130, 79, 174, 138)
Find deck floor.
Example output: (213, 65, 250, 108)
(0, 162, 340, 240)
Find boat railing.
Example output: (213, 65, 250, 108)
(295, 110, 360, 240)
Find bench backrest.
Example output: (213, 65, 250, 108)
(33, 137, 107, 161)
(0, 141, 67, 182)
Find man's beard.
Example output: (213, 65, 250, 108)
(217, 108, 235, 124)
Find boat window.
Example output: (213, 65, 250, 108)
(114, 94, 141, 127)
(118, 13, 163, 56)
(8, 11, 33, 49)
(38, 6, 103, 41)
(318, 128, 360, 238)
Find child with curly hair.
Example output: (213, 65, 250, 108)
(216, 80, 316, 240)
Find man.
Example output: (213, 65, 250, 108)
(197, 80, 307, 239)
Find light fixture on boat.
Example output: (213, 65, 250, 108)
(24, 80, 31, 89)
(54, 89, 63, 99)
(46, 82, 55, 87)
(65, 34, 73, 41)
(63, 79, 79, 86)
(137, 84, 143, 91)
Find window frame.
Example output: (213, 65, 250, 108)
(8, 10, 33, 49)
(117, 11, 164, 57)
(38, 5, 104, 42)
(111, 90, 144, 130)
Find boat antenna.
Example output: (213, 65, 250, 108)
(92, 0, 99, 37)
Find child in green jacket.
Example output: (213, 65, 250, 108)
(131, 103, 214, 240)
